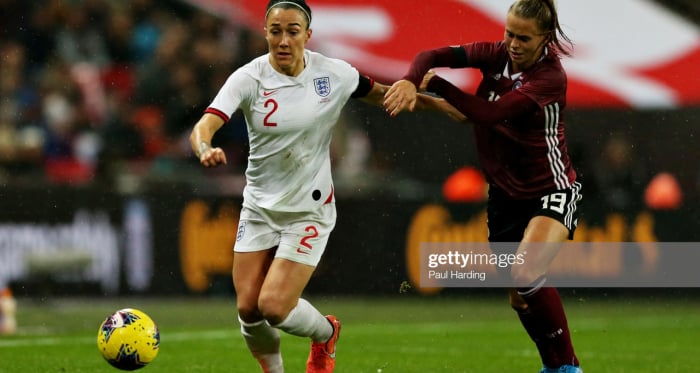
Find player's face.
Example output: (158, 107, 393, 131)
(504, 13, 549, 73)
(265, 8, 311, 77)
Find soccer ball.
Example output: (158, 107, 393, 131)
(97, 308, 160, 370)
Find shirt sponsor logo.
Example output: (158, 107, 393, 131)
(263, 89, 279, 96)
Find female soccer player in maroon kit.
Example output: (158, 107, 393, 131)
(384, 0, 583, 372)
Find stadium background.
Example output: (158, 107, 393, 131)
(0, 0, 698, 298)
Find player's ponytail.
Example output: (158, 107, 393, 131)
(509, 0, 574, 57)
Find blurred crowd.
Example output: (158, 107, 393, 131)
(1, 0, 694, 211)
(0, 0, 265, 186)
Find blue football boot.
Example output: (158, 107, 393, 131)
(539, 365, 582, 373)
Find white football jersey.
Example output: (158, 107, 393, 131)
(207, 50, 360, 212)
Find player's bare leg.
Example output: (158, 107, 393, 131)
(511, 217, 581, 372)
(260, 258, 338, 373)
(234, 249, 283, 373)
(257, 258, 315, 325)
(512, 216, 568, 284)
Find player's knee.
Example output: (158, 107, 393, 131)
(236, 294, 262, 322)
(237, 298, 263, 323)
(257, 293, 292, 325)
(510, 264, 542, 287)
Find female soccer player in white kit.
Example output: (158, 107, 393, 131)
(189, 1, 462, 372)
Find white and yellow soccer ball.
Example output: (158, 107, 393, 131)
(97, 308, 160, 370)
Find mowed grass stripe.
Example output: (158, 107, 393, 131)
(0, 330, 235, 348)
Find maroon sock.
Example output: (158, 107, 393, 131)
(516, 287, 579, 368)
(516, 306, 558, 367)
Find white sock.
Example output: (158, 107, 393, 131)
(239, 316, 284, 373)
(273, 298, 332, 343)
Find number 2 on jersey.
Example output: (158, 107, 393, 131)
(264, 99, 278, 127)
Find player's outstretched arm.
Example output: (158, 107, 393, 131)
(189, 113, 227, 168)
(358, 80, 389, 107)
(354, 78, 464, 122)
(415, 94, 467, 123)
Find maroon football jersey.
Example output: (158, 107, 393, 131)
(463, 41, 577, 199)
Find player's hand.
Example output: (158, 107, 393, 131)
(198, 146, 227, 167)
(384, 80, 417, 117)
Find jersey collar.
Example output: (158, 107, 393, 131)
(503, 46, 548, 80)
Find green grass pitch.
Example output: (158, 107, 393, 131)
(1, 292, 698, 372)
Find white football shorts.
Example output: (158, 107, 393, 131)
(233, 203, 337, 267)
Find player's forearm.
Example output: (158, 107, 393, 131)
(426, 76, 535, 124)
(402, 47, 460, 87)
(415, 94, 467, 122)
(190, 127, 211, 158)
(414, 94, 445, 111)
(360, 81, 389, 107)
(190, 113, 224, 157)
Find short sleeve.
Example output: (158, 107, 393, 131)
(208, 69, 257, 119)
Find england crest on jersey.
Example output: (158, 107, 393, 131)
(314, 77, 331, 97)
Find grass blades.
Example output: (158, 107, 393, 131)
(1, 294, 698, 372)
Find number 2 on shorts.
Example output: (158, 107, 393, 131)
(299, 225, 319, 250)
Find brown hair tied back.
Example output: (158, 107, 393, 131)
(509, 0, 574, 57)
